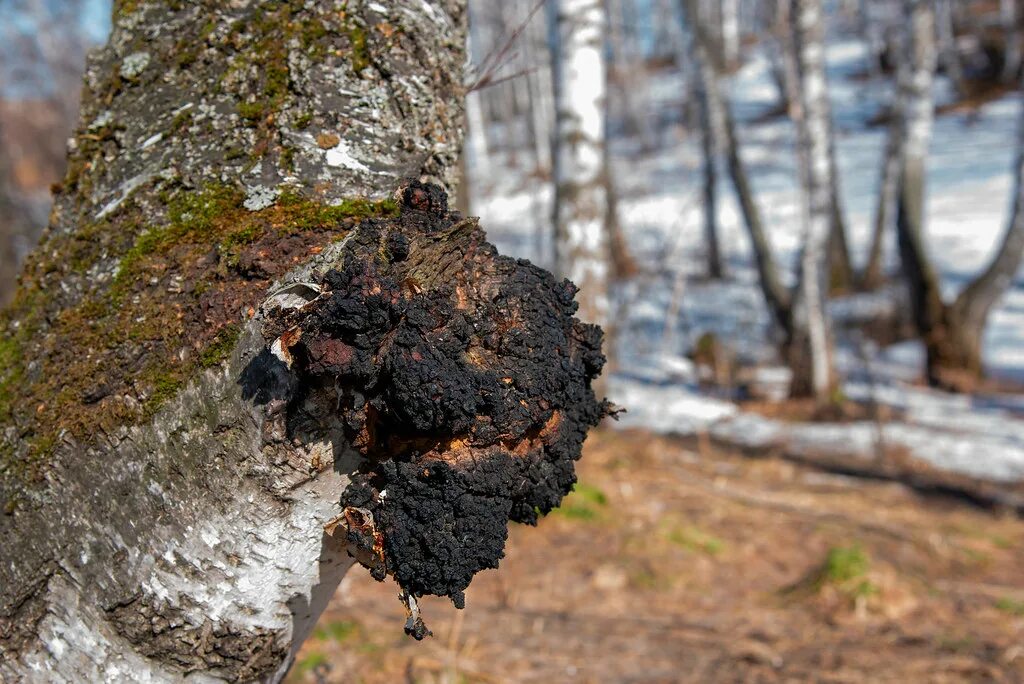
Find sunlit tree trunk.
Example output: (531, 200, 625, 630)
(936, 0, 966, 97)
(893, 0, 948, 384)
(789, 0, 837, 399)
(548, 0, 612, 331)
(861, 113, 903, 290)
(785, 0, 853, 293)
(0, 1, 607, 680)
(721, 0, 741, 68)
(682, 0, 791, 331)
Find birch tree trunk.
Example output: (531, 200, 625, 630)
(789, 0, 837, 399)
(682, 0, 791, 332)
(948, 88, 1024, 367)
(0, 2, 607, 680)
(784, 0, 853, 293)
(892, 0, 1024, 386)
(721, 0, 741, 69)
(892, 0, 948, 383)
(862, 9, 911, 291)
(936, 0, 966, 97)
(1002, 0, 1022, 83)
(692, 64, 725, 279)
(548, 0, 612, 330)
(861, 112, 903, 290)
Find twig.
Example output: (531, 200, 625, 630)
(466, 0, 545, 93)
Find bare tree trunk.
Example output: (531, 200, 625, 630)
(0, 2, 607, 680)
(862, 7, 912, 291)
(893, 0, 952, 385)
(548, 0, 612, 330)
(861, 113, 903, 289)
(892, 0, 1024, 386)
(937, 0, 967, 97)
(721, 0, 741, 68)
(525, 5, 555, 176)
(947, 73, 1024, 370)
(789, 0, 837, 399)
(1002, 0, 1022, 83)
(859, 0, 885, 77)
(785, 0, 854, 293)
(693, 64, 725, 279)
(606, 0, 658, 150)
(603, 31, 638, 282)
(682, 0, 791, 331)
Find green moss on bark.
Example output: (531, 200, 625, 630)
(0, 184, 396, 483)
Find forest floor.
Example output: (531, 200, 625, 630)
(289, 428, 1024, 684)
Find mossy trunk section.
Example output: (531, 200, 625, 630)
(0, 3, 610, 679)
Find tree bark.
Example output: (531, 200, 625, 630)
(720, 0, 741, 69)
(946, 71, 1024, 373)
(936, 0, 966, 97)
(892, 0, 954, 386)
(861, 112, 902, 290)
(785, 0, 853, 293)
(1002, 0, 1022, 83)
(683, 0, 791, 332)
(0, 2, 607, 680)
(692, 61, 725, 279)
(548, 0, 612, 330)
(789, 0, 837, 399)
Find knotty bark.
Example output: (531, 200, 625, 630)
(0, 2, 607, 680)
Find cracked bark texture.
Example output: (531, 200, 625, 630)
(0, 1, 600, 681)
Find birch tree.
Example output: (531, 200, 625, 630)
(788, 0, 838, 398)
(893, 0, 1024, 386)
(936, 0, 966, 97)
(683, 0, 790, 330)
(691, 61, 725, 279)
(1002, 0, 1021, 83)
(683, 0, 838, 399)
(547, 0, 612, 329)
(784, 0, 853, 293)
(0, 1, 608, 680)
(721, 0, 742, 68)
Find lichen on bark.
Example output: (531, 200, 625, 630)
(0, 0, 607, 678)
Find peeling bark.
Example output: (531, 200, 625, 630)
(0, 2, 606, 680)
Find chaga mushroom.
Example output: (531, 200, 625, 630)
(243, 181, 610, 636)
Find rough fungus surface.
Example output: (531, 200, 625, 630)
(243, 182, 609, 636)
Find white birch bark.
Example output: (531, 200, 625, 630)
(548, 0, 611, 328)
(789, 0, 836, 399)
(0, 1, 473, 680)
(721, 0, 741, 68)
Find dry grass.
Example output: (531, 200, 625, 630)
(290, 428, 1024, 683)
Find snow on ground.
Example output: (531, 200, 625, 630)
(470, 35, 1024, 484)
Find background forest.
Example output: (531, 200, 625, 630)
(2, 0, 1024, 681)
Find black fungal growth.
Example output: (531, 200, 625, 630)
(245, 181, 609, 636)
